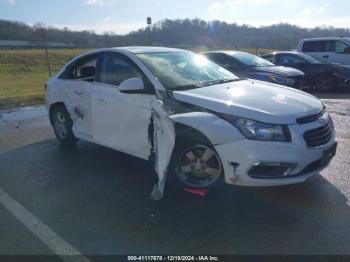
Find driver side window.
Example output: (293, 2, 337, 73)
(335, 41, 349, 53)
(97, 53, 142, 86)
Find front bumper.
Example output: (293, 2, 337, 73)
(214, 124, 336, 187)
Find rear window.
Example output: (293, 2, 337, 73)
(205, 53, 245, 71)
(228, 52, 274, 67)
(302, 40, 335, 52)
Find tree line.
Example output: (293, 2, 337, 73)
(1, 18, 350, 50)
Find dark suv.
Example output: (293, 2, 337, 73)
(261, 51, 350, 92)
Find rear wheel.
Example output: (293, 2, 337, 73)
(167, 140, 223, 189)
(51, 104, 78, 146)
(315, 74, 336, 92)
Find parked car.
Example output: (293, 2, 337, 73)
(261, 51, 350, 92)
(297, 37, 350, 65)
(46, 47, 336, 190)
(202, 51, 305, 89)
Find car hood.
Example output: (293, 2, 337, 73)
(172, 80, 323, 124)
(341, 65, 350, 70)
(313, 62, 350, 70)
(252, 66, 304, 77)
(328, 63, 350, 72)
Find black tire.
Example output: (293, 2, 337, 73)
(51, 104, 78, 146)
(167, 139, 224, 190)
(314, 74, 337, 92)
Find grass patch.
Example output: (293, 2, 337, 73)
(0, 49, 88, 109)
(0, 47, 273, 109)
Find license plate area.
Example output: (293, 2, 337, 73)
(322, 142, 337, 165)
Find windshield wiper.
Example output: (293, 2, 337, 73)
(171, 79, 242, 91)
(171, 83, 204, 91)
(202, 78, 243, 86)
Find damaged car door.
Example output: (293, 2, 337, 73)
(90, 52, 155, 159)
(61, 54, 97, 139)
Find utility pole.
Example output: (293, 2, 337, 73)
(40, 28, 52, 77)
(147, 17, 152, 46)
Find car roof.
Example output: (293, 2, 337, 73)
(69, 46, 187, 63)
(300, 37, 350, 42)
(203, 50, 249, 56)
(261, 51, 301, 56)
(80, 46, 185, 56)
(115, 46, 186, 53)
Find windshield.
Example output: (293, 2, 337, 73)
(228, 52, 274, 67)
(297, 53, 321, 64)
(136, 52, 239, 90)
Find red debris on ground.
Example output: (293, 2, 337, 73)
(184, 188, 210, 197)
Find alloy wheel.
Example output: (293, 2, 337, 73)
(54, 112, 68, 140)
(315, 75, 335, 91)
(176, 145, 222, 188)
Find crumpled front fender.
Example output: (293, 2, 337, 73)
(171, 112, 244, 146)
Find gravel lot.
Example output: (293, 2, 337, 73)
(0, 94, 349, 256)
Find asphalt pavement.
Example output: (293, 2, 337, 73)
(0, 94, 349, 257)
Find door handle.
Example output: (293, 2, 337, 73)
(322, 55, 329, 59)
(73, 90, 84, 96)
(95, 98, 107, 104)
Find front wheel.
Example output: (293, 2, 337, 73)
(167, 141, 223, 189)
(314, 74, 337, 92)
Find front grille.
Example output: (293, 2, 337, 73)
(297, 109, 324, 124)
(303, 121, 333, 147)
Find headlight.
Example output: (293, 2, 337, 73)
(270, 76, 295, 86)
(219, 114, 291, 142)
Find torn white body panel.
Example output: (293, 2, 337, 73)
(150, 100, 175, 200)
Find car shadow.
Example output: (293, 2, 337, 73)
(0, 139, 349, 255)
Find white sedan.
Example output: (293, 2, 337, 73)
(45, 46, 337, 191)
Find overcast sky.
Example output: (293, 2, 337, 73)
(1, 0, 349, 34)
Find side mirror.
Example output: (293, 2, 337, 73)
(118, 78, 144, 93)
(344, 47, 350, 54)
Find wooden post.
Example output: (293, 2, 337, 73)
(41, 28, 52, 77)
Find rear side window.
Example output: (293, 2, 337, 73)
(59, 53, 98, 81)
(76, 56, 97, 81)
(302, 41, 334, 52)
